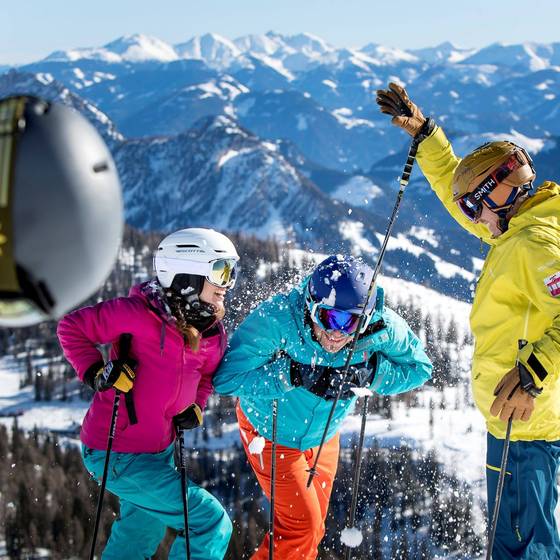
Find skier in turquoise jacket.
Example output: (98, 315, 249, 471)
(214, 255, 432, 559)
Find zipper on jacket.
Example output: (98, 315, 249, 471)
(175, 338, 187, 411)
(160, 323, 166, 356)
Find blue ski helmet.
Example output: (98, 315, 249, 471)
(307, 255, 375, 318)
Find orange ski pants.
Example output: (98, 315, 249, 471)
(237, 403, 340, 560)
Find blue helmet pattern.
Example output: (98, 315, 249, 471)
(307, 255, 375, 314)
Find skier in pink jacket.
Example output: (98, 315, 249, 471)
(58, 228, 238, 560)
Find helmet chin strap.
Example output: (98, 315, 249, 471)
(492, 183, 533, 234)
(163, 274, 216, 331)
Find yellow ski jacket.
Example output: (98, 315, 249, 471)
(417, 126, 560, 441)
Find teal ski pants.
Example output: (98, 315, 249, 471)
(486, 433, 560, 559)
(82, 444, 232, 559)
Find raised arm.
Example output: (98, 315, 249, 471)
(376, 82, 491, 241)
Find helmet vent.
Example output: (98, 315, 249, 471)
(176, 244, 200, 248)
(93, 161, 109, 173)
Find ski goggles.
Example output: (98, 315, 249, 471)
(456, 154, 524, 223)
(0, 97, 54, 326)
(207, 258, 238, 288)
(308, 302, 363, 335)
(165, 257, 238, 288)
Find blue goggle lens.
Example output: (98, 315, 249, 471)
(317, 307, 360, 334)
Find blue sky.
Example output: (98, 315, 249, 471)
(1, 0, 559, 64)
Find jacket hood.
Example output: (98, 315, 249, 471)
(129, 279, 176, 325)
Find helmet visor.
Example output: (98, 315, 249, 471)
(208, 258, 237, 288)
(315, 306, 361, 335)
(0, 297, 49, 327)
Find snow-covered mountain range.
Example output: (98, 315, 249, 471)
(2, 32, 559, 300)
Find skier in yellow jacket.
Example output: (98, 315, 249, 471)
(377, 82, 560, 559)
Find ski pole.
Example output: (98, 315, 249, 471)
(486, 339, 526, 559)
(306, 138, 419, 488)
(269, 399, 278, 560)
(178, 430, 192, 560)
(486, 417, 512, 560)
(89, 333, 132, 560)
(343, 395, 369, 560)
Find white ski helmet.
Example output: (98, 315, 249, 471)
(0, 96, 123, 327)
(154, 228, 239, 290)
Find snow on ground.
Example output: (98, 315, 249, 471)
(340, 389, 487, 497)
(381, 274, 471, 331)
(331, 176, 383, 206)
(0, 357, 87, 433)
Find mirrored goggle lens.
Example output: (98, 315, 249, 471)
(456, 195, 482, 222)
(208, 259, 237, 288)
(317, 307, 361, 334)
(0, 297, 48, 327)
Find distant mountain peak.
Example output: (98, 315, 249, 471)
(175, 34, 241, 68)
(43, 33, 178, 63)
(103, 34, 178, 62)
(360, 43, 419, 65)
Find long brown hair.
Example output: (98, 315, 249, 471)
(170, 299, 225, 352)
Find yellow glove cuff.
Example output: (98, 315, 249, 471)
(113, 373, 134, 393)
(192, 403, 203, 426)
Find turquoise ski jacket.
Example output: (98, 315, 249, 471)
(214, 280, 432, 450)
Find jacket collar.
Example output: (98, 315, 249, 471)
(494, 181, 560, 244)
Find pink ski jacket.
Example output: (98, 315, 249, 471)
(57, 282, 226, 453)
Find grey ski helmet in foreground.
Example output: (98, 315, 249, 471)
(0, 96, 123, 327)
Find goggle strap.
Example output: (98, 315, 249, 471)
(465, 155, 520, 207)
(0, 97, 26, 295)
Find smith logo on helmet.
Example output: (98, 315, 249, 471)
(176, 249, 204, 253)
(473, 177, 497, 200)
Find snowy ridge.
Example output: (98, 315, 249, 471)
(44, 34, 180, 63)
(6, 35, 560, 302)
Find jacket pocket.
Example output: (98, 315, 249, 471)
(82, 447, 136, 482)
(110, 452, 137, 480)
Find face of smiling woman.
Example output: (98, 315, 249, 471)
(199, 279, 227, 312)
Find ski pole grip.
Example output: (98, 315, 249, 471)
(399, 140, 419, 187)
(117, 333, 138, 424)
(118, 333, 133, 360)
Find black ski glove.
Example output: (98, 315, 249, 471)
(172, 405, 203, 470)
(289, 353, 377, 400)
(174, 430, 188, 469)
(88, 358, 137, 393)
(173, 403, 203, 431)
